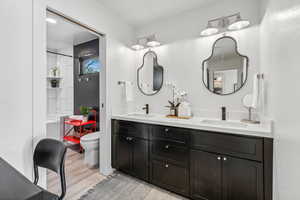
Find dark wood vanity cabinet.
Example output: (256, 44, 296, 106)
(112, 121, 149, 181)
(112, 120, 273, 200)
(222, 156, 263, 200)
(190, 150, 263, 200)
(190, 131, 270, 200)
(190, 150, 222, 200)
(150, 125, 190, 196)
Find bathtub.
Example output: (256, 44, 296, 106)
(46, 113, 71, 140)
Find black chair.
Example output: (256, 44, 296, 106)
(33, 138, 67, 200)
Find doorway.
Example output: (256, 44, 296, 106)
(45, 9, 106, 200)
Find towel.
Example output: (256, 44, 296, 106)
(259, 75, 265, 115)
(251, 73, 259, 109)
(125, 81, 133, 102)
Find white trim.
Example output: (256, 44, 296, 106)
(32, 0, 47, 188)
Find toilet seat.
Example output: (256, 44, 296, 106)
(81, 132, 100, 141)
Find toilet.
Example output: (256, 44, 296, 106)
(80, 132, 100, 167)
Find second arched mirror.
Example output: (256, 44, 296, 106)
(202, 36, 249, 95)
(137, 50, 164, 96)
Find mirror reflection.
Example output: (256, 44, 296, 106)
(202, 36, 248, 95)
(137, 50, 164, 96)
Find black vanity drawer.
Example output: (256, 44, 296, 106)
(151, 140, 189, 166)
(115, 120, 149, 140)
(151, 125, 190, 145)
(150, 159, 189, 196)
(190, 131, 263, 161)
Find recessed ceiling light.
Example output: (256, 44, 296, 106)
(228, 15, 250, 31)
(46, 18, 57, 24)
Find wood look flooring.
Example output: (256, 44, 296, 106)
(47, 148, 105, 200)
(48, 149, 186, 200)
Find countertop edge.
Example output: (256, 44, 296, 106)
(111, 115, 273, 139)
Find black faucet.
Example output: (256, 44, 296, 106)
(221, 106, 226, 121)
(143, 104, 149, 115)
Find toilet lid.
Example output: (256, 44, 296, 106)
(81, 132, 100, 141)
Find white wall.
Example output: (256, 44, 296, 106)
(0, 0, 135, 181)
(136, 0, 261, 45)
(260, 0, 300, 199)
(125, 0, 262, 120)
(0, 0, 34, 178)
(47, 48, 74, 117)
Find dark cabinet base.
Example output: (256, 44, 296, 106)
(150, 159, 189, 196)
(112, 120, 273, 200)
(190, 150, 222, 200)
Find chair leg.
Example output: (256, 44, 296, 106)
(59, 160, 67, 200)
(33, 165, 39, 185)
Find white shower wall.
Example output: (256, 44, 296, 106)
(47, 47, 74, 117)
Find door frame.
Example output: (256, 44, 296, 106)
(33, 1, 109, 188)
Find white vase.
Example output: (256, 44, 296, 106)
(83, 116, 88, 122)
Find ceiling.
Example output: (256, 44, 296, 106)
(47, 11, 98, 51)
(97, 0, 218, 27)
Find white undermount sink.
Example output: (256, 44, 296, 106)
(201, 119, 248, 128)
(126, 113, 154, 118)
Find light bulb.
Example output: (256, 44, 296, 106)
(146, 35, 161, 47)
(146, 40, 161, 47)
(131, 44, 144, 51)
(228, 16, 250, 31)
(200, 27, 219, 36)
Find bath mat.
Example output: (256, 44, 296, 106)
(78, 173, 187, 200)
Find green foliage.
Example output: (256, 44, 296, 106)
(80, 106, 91, 116)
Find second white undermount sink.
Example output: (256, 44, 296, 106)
(201, 119, 248, 128)
(127, 113, 154, 118)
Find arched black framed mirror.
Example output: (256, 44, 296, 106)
(202, 36, 249, 95)
(137, 50, 164, 96)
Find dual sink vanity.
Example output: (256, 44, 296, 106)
(111, 114, 273, 200)
(112, 33, 273, 200)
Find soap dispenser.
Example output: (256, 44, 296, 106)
(178, 95, 192, 119)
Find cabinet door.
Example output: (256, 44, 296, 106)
(117, 135, 132, 173)
(132, 138, 149, 181)
(151, 159, 189, 196)
(222, 156, 263, 200)
(190, 150, 222, 200)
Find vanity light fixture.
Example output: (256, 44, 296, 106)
(227, 14, 250, 31)
(200, 22, 219, 36)
(201, 13, 250, 37)
(131, 44, 145, 51)
(146, 35, 161, 47)
(131, 34, 161, 50)
(46, 17, 57, 24)
(131, 43, 145, 51)
(131, 38, 145, 50)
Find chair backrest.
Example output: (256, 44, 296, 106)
(33, 138, 67, 200)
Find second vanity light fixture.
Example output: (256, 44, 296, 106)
(131, 34, 161, 50)
(200, 13, 250, 37)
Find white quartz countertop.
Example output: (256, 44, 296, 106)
(111, 113, 273, 138)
